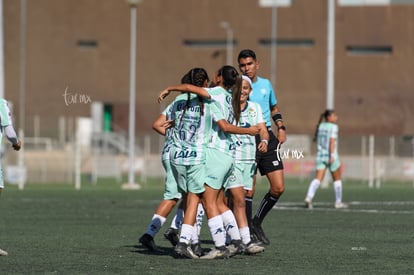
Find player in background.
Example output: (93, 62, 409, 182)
(237, 49, 286, 245)
(138, 69, 209, 256)
(304, 110, 348, 209)
(159, 65, 260, 259)
(224, 75, 268, 254)
(0, 98, 22, 256)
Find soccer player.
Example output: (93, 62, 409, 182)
(138, 68, 209, 255)
(224, 75, 268, 254)
(237, 49, 287, 245)
(159, 65, 260, 259)
(304, 110, 348, 209)
(0, 98, 22, 256)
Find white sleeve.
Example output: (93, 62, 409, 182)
(3, 125, 19, 145)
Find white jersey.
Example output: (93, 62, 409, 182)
(168, 93, 211, 165)
(316, 122, 338, 162)
(206, 86, 241, 158)
(234, 101, 264, 163)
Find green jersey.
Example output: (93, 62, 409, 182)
(316, 122, 338, 162)
(206, 86, 240, 158)
(168, 93, 211, 165)
(234, 101, 264, 163)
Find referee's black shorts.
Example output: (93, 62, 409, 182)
(255, 127, 284, 176)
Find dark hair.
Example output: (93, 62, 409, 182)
(180, 68, 209, 123)
(313, 109, 335, 142)
(217, 65, 242, 124)
(237, 49, 257, 62)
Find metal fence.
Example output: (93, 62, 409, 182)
(3, 115, 414, 187)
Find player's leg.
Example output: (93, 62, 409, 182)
(164, 195, 186, 247)
(190, 202, 205, 256)
(217, 188, 242, 256)
(139, 199, 178, 251)
(251, 169, 284, 245)
(139, 160, 181, 251)
(0, 181, 7, 256)
(331, 163, 347, 209)
(304, 168, 327, 208)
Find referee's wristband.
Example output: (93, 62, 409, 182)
(278, 125, 286, 131)
(261, 139, 268, 145)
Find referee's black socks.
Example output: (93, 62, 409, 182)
(253, 192, 280, 225)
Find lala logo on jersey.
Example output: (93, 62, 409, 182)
(173, 150, 197, 159)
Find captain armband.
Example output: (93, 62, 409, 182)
(272, 112, 283, 124)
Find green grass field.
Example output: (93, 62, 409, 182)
(1, 177, 413, 274)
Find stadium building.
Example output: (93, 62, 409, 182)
(2, 0, 414, 154)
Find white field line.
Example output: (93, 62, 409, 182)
(274, 201, 414, 214)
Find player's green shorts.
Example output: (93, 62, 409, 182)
(162, 159, 182, 200)
(170, 162, 205, 195)
(225, 162, 256, 191)
(316, 158, 341, 172)
(204, 148, 234, 190)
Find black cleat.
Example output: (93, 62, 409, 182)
(251, 221, 270, 245)
(191, 242, 204, 257)
(164, 227, 179, 247)
(139, 233, 158, 251)
(175, 242, 199, 259)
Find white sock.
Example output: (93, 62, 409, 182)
(221, 210, 241, 242)
(239, 226, 251, 245)
(179, 224, 193, 245)
(194, 203, 204, 241)
(306, 179, 321, 200)
(333, 180, 343, 203)
(145, 214, 166, 237)
(170, 208, 184, 229)
(208, 215, 226, 248)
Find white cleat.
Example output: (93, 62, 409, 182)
(0, 248, 8, 256)
(334, 202, 349, 209)
(244, 242, 265, 255)
(304, 197, 313, 209)
(200, 247, 230, 260)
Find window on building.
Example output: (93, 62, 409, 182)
(77, 40, 98, 49)
(183, 39, 236, 48)
(346, 45, 392, 55)
(259, 38, 314, 48)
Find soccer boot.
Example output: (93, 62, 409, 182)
(200, 246, 230, 260)
(164, 227, 179, 247)
(174, 242, 199, 259)
(139, 233, 158, 252)
(334, 202, 349, 209)
(251, 220, 270, 245)
(0, 247, 8, 256)
(191, 242, 204, 257)
(304, 197, 313, 209)
(244, 241, 265, 255)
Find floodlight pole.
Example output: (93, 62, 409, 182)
(270, 6, 277, 85)
(326, 0, 335, 110)
(220, 21, 233, 66)
(124, 0, 142, 190)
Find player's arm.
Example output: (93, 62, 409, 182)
(216, 119, 260, 136)
(271, 104, 286, 143)
(3, 125, 22, 151)
(152, 114, 173, 136)
(158, 84, 210, 103)
(257, 122, 269, 153)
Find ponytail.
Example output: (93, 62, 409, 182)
(313, 109, 334, 142)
